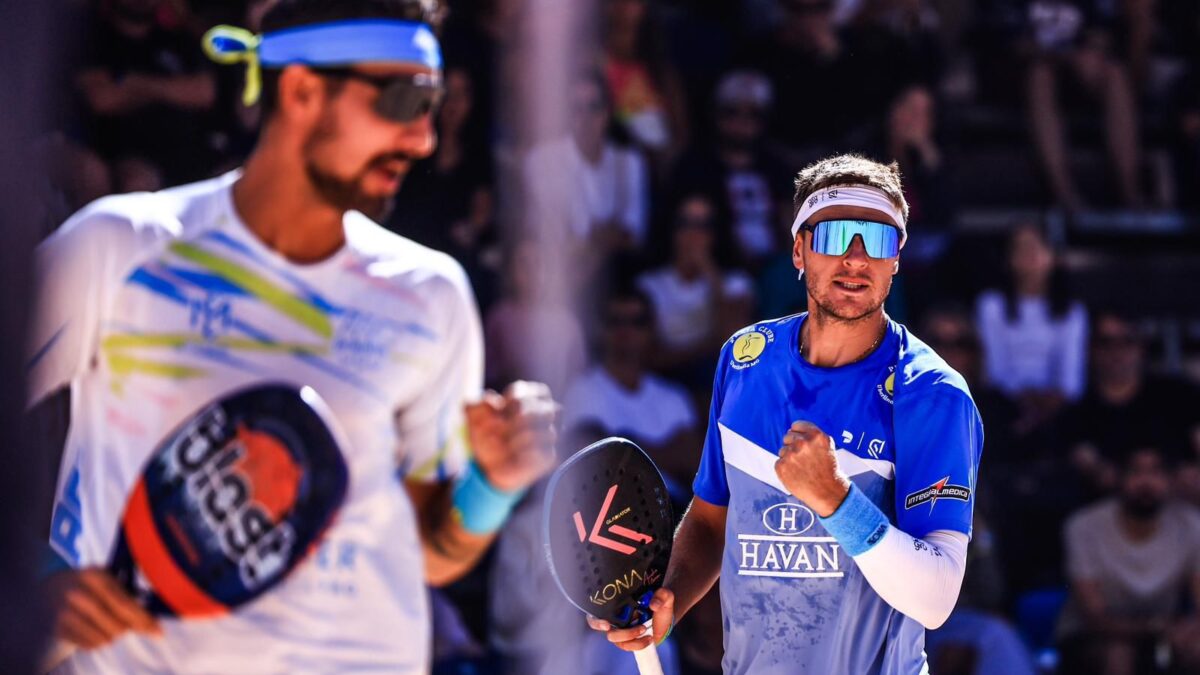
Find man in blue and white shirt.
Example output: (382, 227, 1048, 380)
(591, 154, 984, 674)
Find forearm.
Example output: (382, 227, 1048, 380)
(406, 480, 498, 587)
(664, 499, 725, 621)
(818, 485, 967, 629)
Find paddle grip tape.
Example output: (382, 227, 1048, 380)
(816, 484, 890, 556)
(451, 460, 525, 534)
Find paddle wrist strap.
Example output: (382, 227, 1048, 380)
(451, 460, 524, 534)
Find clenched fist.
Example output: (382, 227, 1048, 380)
(774, 420, 851, 517)
(466, 381, 558, 493)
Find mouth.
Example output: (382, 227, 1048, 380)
(833, 279, 870, 293)
(369, 160, 411, 191)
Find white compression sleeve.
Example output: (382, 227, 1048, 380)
(851, 528, 968, 629)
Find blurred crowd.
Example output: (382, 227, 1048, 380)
(37, 0, 1200, 673)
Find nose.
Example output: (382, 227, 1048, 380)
(397, 113, 437, 159)
(842, 235, 870, 267)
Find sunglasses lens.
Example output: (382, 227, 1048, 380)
(810, 220, 899, 259)
(376, 80, 444, 122)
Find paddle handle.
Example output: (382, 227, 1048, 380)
(633, 643, 664, 675)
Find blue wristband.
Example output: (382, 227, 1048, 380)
(451, 461, 525, 534)
(816, 483, 890, 556)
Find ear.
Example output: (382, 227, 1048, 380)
(276, 64, 326, 126)
(893, 258, 900, 275)
(792, 235, 805, 274)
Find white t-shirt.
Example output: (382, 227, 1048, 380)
(522, 137, 648, 246)
(975, 290, 1088, 400)
(560, 367, 696, 447)
(637, 267, 755, 350)
(1058, 499, 1200, 637)
(30, 171, 483, 673)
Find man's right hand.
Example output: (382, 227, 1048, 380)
(585, 587, 675, 652)
(45, 568, 161, 649)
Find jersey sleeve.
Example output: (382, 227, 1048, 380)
(692, 340, 732, 506)
(395, 263, 484, 483)
(28, 200, 143, 406)
(893, 383, 983, 539)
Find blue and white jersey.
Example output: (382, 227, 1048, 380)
(693, 313, 983, 675)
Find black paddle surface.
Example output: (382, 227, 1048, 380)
(108, 383, 349, 618)
(543, 437, 673, 629)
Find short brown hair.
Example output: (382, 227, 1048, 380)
(791, 154, 909, 226)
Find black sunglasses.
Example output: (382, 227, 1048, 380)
(314, 67, 445, 122)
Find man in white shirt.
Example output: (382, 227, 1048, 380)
(637, 194, 754, 386)
(30, 1, 555, 672)
(561, 287, 699, 491)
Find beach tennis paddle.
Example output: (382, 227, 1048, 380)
(47, 384, 348, 667)
(543, 437, 674, 675)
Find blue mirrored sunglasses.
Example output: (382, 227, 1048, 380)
(797, 219, 900, 259)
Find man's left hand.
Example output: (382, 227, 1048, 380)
(774, 420, 851, 517)
(466, 381, 558, 493)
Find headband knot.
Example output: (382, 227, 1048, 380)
(203, 25, 263, 105)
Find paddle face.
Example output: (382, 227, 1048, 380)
(109, 384, 349, 617)
(543, 437, 673, 629)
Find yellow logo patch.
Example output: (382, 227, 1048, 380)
(733, 332, 767, 363)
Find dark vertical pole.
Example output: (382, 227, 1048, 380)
(0, 0, 56, 671)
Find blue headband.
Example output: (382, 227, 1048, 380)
(203, 19, 442, 105)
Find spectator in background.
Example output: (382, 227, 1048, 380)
(76, 0, 217, 190)
(600, 0, 689, 171)
(976, 221, 1087, 423)
(922, 304, 1079, 596)
(1061, 309, 1200, 495)
(485, 239, 587, 396)
(669, 70, 793, 273)
(741, 0, 861, 163)
(1019, 0, 1143, 209)
(1057, 447, 1200, 675)
(489, 287, 687, 675)
(871, 84, 954, 307)
(742, 0, 926, 165)
(924, 513, 1038, 675)
(387, 67, 498, 306)
(561, 287, 700, 496)
(523, 71, 648, 266)
(884, 85, 951, 232)
(637, 194, 755, 391)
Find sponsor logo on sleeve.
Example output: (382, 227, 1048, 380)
(904, 477, 971, 512)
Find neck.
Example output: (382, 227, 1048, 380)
(574, 134, 605, 163)
(233, 135, 348, 264)
(1117, 508, 1160, 541)
(604, 359, 643, 390)
(674, 259, 701, 281)
(606, 28, 637, 58)
(802, 308, 887, 368)
(1016, 277, 1047, 298)
(1097, 376, 1140, 404)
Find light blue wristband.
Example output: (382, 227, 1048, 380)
(451, 460, 525, 534)
(817, 483, 891, 556)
